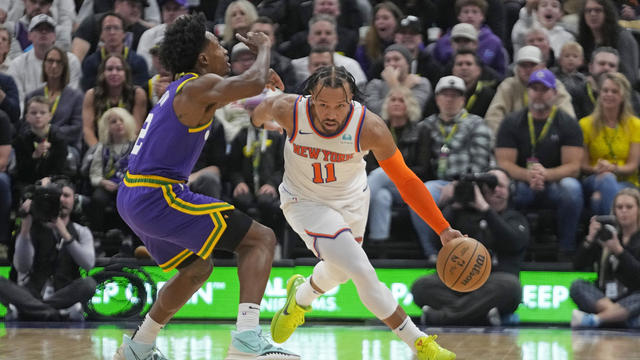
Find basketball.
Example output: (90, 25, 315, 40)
(436, 237, 491, 292)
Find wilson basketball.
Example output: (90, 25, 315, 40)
(436, 237, 491, 292)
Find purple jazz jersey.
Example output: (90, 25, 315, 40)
(117, 73, 234, 272)
(127, 73, 209, 181)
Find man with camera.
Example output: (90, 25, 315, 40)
(411, 168, 530, 325)
(570, 188, 640, 328)
(0, 177, 96, 321)
(409, 75, 492, 257)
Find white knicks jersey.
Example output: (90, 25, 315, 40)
(282, 95, 369, 204)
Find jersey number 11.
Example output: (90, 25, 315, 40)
(312, 162, 336, 183)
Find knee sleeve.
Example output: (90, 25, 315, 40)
(316, 232, 398, 319)
(311, 260, 349, 293)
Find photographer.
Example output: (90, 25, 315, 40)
(411, 168, 530, 325)
(409, 76, 492, 256)
(0, 178, 96, 321)
(570, 188, 640, 328)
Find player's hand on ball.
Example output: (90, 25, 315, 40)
(439, 227, 464, 246)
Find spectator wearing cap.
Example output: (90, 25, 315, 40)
(290, 14, 367, 88)
(278, 0, 359, 60)
(364, 44, 432, 116)
(80, 12, 149, 91)
(485, 45, 575, 135)
(4, 0, 75, 58)
(433, 0, 507, 76)
(136, 0, 190, 75)
(7, 14, 81, 107)
(369, 15, 444, 87)
(424, 48, 499, 118)
(250, 17, 298, 92)
(496, 69, 584, 258)
(72, 0, 151, 63)
(410, 75, 493, 258)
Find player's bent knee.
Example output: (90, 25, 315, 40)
(237, 221, 277, 253)
(179, 257, 213, 285)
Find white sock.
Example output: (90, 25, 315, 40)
(236, 303, 260, 332)
(295, 278, 322, 307)
(392, 317, 424, 353)
(132, 314, 164, 345)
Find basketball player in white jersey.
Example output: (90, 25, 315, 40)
(251, 66, 460, 360)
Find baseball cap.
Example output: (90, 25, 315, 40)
(398, 15, 421, 34)
(384, 44, 412, 65)
(528, 69, 556, 89)
(451, 23, 477, 42)
(435, 75, 466, 94)
(516, 45, 542, 64)
(231, 42, 254, 61)
(28, 14, 55, 32)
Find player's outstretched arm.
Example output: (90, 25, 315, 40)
(186, 32, 279, 109)
(251, 93, 299, 134)
(360, 112, 462, 244)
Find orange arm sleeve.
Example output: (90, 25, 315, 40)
(378, 149, 450, 235)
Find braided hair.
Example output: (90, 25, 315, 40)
(303, 65, 362, 103)
(160, 13, 208, 75)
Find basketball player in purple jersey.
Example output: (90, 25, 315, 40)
(113, 14, 299, 360)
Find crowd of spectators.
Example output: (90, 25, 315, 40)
(0, 0, 640, 325)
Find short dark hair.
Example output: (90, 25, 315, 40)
(26, 95, 50, 112)
(591, 46, 619, 63)
(254, 16, 274, 25)
(99, 12, 125, 33)
(455, 0, 488, 15)
(160, 13, 208, 74)
(453, 48, 483, 67)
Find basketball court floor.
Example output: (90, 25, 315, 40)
(1, 321, 639, 359)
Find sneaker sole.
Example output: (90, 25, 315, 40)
(225, 343, 301, 360)
(270, 274, 305, 343)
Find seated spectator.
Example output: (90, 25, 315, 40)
(290, 14, 367, 88)
(369, 15, 443, 86)
(495, 69, 584, 258)
(0, 25, 11, 71)
(367, 86, 433, 254)
(88, 107, 137, 234)
(0, 107, 9, 244)
(580, 72, 640, 215)
(412, 168, 529, 325)
(76, 0, 161, 28)
(524, 26, 556, 69)
(220, 0, 258, 50)
(12, 96, 68, 195)
(294, 46, 334, 90)
(572, 47, 640, 120)
(485, 46, 575, 135)
(552, 41, 587, 103)
(571, 188, 640, 328)
(364, 44, 432, 116)
(25, 46, 84, 151)
(80, 12, 149, 91)
(512, 0, 574, 57)
(433, 0, 507, 76)
(228, 127, 286, 239)
(7, 14, 81, 106)
(72, 0, 151, 63)
(0, 177, 96, 321)
(279, 0, 359, 59)
(433, 0, 507, 43)
(424, 49, 498, 118)
(136, 0, 191, 74)
(355, 1, 403, 76)
(0, 67, 20, 136)
(4, 0, 75, 55)
(144, 46, 171, 107)
(250, 17, 298, 91)
(578, 0, 638, 88)
(82, 54, 147, 148)
(410, 76, 492, 259)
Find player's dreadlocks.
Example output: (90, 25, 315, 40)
(159, 13, 208, 75)
(303, 65, 362, 102)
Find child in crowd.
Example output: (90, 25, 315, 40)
(552, 41, 587, 99)
(512, 0, 574, 56)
